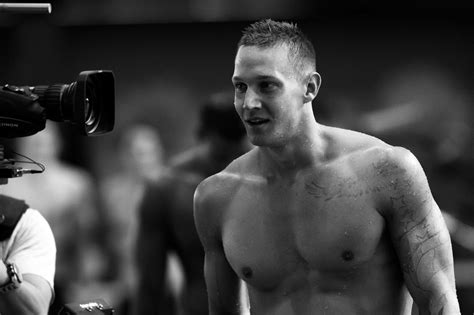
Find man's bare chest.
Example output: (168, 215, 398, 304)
(222, 171, 388, 291)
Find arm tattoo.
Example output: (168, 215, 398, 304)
(372, 159, 403, 177)
(390, 194, 429, 236)
(392, 192, 451, 296)
(304, 158, 411, 201)
(436, 294, 448, 315)
(304, 181, 330, 199)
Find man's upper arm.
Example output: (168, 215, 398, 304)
(380, 147, 459, 314)
(194, 177, 241, 315)
(8, 209, 56, 294)
(2, 209, 56, 313)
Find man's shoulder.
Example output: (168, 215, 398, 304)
(323, 126, 423, 180)
(9, 208, 55, 250)
(198, 148, 258, 187)
(324, 126, 414, 162)
(15, 208, 49, 231)
(338, 138, 427, 207)
(194, 169, 240, 205)
(194, 150, 255, 214)
(325, 126, 386, 153)
(193, 158, 254, 244)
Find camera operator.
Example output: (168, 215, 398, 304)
(2, 124, 102, 315)
(0, 193, 56, 314)
(0, 67, 114, 314)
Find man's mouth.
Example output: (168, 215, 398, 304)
(245, 118, 270, 126)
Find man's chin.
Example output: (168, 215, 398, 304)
(248, 135, 273, 147)
(248, 135, 265, 147)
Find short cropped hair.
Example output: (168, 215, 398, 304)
(237, 19, 316, 75)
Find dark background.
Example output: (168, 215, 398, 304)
(1, 1, 472, 175)
(1, 0, 473, 312)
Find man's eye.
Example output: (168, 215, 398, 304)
(260, 82, 278, 92)
(234, 83, 247, 93)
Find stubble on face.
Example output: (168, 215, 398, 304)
(233, 44, 308, 148)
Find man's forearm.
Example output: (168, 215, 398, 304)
(0, 281, 51, 315)
(416, 289, 460, 315)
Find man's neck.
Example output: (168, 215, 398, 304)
(259, 122, 328, 176)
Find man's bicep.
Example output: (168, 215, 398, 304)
(205, 248, 241, 314)
(10, 210, 56, 289)
(389, 198, 455, 302)
(194, 178, 242, 314)
(383, 149, 458, 312)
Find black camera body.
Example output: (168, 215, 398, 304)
(0, 70, 115, 138)
(0, 70, 115, 181)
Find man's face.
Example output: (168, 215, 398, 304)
(232, 44, 307, 147)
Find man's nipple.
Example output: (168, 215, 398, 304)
(341, 250, 354, 261)
(242, 266, 253, 278)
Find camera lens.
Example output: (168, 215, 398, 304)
(84, 98, 94, 126)
(0, 70, 114, 138)
(28, 70, 114, 136)
(75, 70, 114, 136)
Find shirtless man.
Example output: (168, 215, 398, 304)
(134, 91, 251, 315)
(193, 19, 460, 314)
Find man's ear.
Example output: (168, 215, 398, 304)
(303, 72, 322, 103)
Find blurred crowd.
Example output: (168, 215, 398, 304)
(0, 62, 472, 314)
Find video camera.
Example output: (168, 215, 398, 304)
(0, 70, 114, 138)
(0, 4, 117, 315)
(0, 3, 115, 181)
(0, 70, 115, 180)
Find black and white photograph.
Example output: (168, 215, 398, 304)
(0, 1, 472, 314)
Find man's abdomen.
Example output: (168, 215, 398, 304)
(246, 262, 412, 315)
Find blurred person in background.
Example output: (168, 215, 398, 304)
(134, 91, 252, 315)
(98, 124, 165, 314)
(194, 19, 460, 315)
(1, 123, 100, 315)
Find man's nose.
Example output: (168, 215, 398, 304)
(243, 90, 262, 110)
